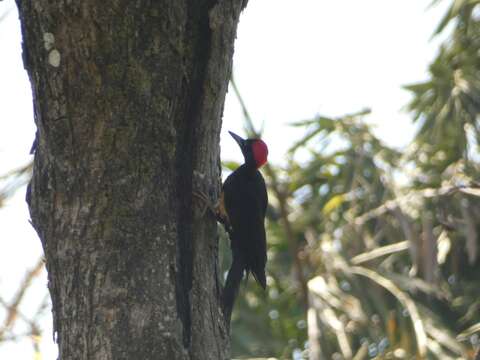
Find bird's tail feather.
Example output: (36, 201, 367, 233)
(223, 257, 244, 326)
(250, 268, 266, 290)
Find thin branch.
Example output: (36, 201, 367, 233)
(0, 258, 45, 340)
(0, 162, 32, 205)
(350, 240, 410, 265)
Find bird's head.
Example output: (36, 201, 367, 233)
(229, 131, 268, 169)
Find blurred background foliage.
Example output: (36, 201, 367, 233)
(1, 0, 480, 359)
(226, 1, 480, 358)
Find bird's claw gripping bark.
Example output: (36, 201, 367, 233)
(192, 191, 232, 231)
(192, 191, 216, 216)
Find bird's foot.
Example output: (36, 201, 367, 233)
(192, 191, 232, 232)
(192, 170, 218, 217)
(192, 190, 217, 217)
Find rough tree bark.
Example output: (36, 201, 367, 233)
(16, 1, 247, 359)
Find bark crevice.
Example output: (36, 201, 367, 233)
(174, 0, 219, 349)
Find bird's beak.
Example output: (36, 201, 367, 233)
(228, 131, 245, 148)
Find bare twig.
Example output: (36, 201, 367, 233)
(350, 240, 410, 265)
(0, 257, 45, 340)
(0, 162, 32, 206)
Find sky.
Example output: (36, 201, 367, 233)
(0, 0, 449, 358)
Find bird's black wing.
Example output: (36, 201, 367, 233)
(256, 170, 268, 218)
(223, 166, 267, 288)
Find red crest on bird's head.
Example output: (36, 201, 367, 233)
(252, 139, 268, 168)
(228, 131, 269, 169)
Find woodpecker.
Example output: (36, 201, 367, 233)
(220, 131, 269, 323)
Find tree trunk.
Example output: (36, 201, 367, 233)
(16, 1, 246, 358)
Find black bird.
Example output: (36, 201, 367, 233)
(220, 131, 269, 323)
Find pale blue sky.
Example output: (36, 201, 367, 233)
(0, 0, 449, 358)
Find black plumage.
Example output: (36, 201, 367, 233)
(221, 131, 268, 323)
